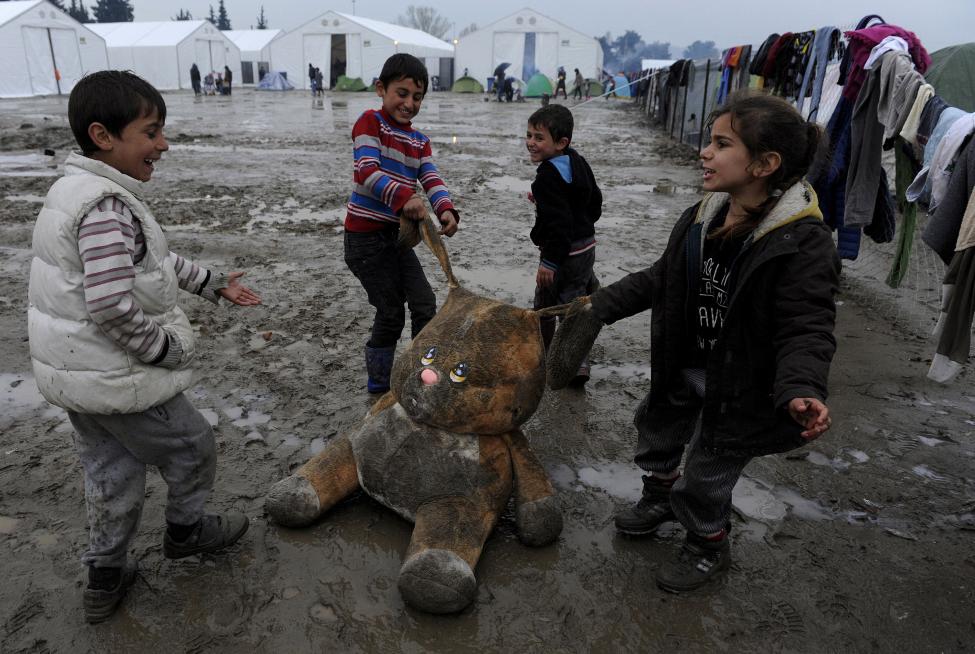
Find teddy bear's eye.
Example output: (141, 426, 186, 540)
(449, 363, 469, 383)
(421, 347, 437, 365)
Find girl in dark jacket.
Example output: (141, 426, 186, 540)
(552, 91, 840, 592)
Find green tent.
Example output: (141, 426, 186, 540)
(334, 75, 367, 92)
(451, 76, 484, 93)
(926, 43, 975, 112)
(586, 80, 604, 97)
(525, 73, 553, 98)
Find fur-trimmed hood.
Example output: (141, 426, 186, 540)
(694, 181, 823, 242)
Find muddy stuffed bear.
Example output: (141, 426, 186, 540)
(266, 217, 563, 614)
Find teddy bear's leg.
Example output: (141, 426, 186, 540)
(397, 496, 502, 614)
(265, 435, 360, 527)
(504, 430, 564, 546)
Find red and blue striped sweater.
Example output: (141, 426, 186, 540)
(344, 108, 456, 232)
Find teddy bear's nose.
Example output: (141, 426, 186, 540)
(420, 368, 439, 386)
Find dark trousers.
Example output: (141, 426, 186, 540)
(633, 374, 751, 535)
(344, 229, 437, 348)
(191, 79, 201, 95)
(533, 248, 599, 343)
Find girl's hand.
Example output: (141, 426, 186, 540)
(788, 397, 831, 440)
(217, 271, 262, 306)
(438, 210, 458, 237)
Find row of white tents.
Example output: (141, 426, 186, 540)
(0, 0, 603, 98)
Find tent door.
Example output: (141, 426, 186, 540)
(49, 28, 83, 94)
(303, 34, 329, 89)
(195, 39, 212, 72)
(439, 58, 453, 89)
(22, 26, 58, 95)
(330, 34, 347, 87)
(345, 33, 361, 81)
(522, 32, 537, 81)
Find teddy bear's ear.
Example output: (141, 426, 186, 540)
(534, 303, 573, 318)
(419, 216, 460, 289)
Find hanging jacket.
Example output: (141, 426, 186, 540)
(28, 153, 197, 414)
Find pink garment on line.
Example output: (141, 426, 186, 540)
(843, 24, 931, 101)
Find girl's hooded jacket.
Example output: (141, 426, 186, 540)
(591, 182, 840, 456)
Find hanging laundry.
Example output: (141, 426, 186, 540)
(923, 137, 975, 263)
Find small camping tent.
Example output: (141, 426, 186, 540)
(256, 71, 294, 91)
(334, 74, 367, 91)
(926, 43, 975, 113)
(525, 72, 553, 97)
(0, 0, 109, 98)
(269, 11, 454, 91)
(612, 74, 632, 97)
(454, 8, 603, 94)
(225, 29, 284, 85)
(451, 76, 484, 93)
(88, 20, 241, 91)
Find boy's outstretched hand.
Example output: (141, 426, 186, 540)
(218, 271, 262, 306)
(788, 397, 831, 440)
(438, 209, 458, 237)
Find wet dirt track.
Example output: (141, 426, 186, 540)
(1, 89, 974, 653)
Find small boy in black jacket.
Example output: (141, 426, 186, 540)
(525, 104, 602, 384)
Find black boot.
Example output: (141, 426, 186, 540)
(365, 345, 395, 393)
(613, 474, 676, 536)
(655, 530, 731, 593)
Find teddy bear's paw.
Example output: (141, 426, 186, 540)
(265, 475, 322, 527)
(398, 549, 476, 614)
(516, 495, 564, 546)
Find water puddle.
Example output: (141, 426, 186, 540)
(483, 175, 532, 194)
(0, 373, 51, 421)
(918, 436, 945, 447)
(0, 516, 20, 534)
(224, 406, 272, 429)
(588, 362, 651, 381)
(0, 153, 59, 177)
(732, 476, 835, 524)
(4, 194, 46, 203)
(912, 465, 949, 481)
(244, 206, 345, 233)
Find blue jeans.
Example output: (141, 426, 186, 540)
(344, 229, 437, 348)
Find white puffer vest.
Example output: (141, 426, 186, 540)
(28, 153, 196, 414)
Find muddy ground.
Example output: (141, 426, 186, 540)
(1, 89, 973, 653)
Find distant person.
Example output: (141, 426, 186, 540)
(29, 70, 261, 623)
(309, 62, 316, 90)
(572, 68, 584, 101)
(215, 72, 223, 95)
(315, 67, 324, 96)
(190, 63, 201, 96)
(555, 66, 567, 99)
(524, 104, 601, 383)
(495, 69, 505, 101)
(203, 70, 215, 95)
(463, 67, 469, 77)
(223, 65, 232, 95)
(344, 54, 460, 393)
(581, 91, 838, 593)
(503, 76, 515, 102)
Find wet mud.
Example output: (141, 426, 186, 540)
(1, 90, 974, 652)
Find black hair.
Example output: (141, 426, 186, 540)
(378, 53, 429, 96)
(528, 104, 574, 144)
(68, 70, 166, 154)
(706, 90, 824, 231)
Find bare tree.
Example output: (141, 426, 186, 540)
(458, 23, 477, 38)
(173, 8, 193, 21)
(396, 6, 450, 40)
(256, 5, 268, 29)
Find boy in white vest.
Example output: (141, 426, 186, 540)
(27, 71, 261, 623)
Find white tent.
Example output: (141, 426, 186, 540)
(454, 8, 603, 91)
(0, 0, 108, 98)
(269, 11, 454, 91)
(88, 20, 241, 91)
(224, 28, 283, 85)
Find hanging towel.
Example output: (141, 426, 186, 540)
(899, 84, 935, 145)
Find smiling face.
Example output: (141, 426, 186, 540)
(699, 113, 760, 194)
(526, 122, 569, 163)
(90, 108, 168, 182)
(376, 76, 425, 125)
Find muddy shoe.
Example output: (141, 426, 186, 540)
(84, 561, 138, 624)
(614, 475, 676, 536)
(655, 532, 730, 593)
(163, 512, 249, 559)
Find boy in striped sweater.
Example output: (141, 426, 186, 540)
(28, 71, 260, 623)
(344, 54, 460, 393)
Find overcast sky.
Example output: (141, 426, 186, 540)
(129, 1, 972, 54)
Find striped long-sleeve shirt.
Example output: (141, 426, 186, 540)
(79, 196, 222, 366)
(344, 108, 456, 232)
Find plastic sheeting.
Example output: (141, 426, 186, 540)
(256, 70, 294, 91)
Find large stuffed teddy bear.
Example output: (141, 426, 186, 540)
(266, 218, 564, 614)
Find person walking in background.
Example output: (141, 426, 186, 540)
(555, 66, 568, 99)
(315, 67, 325, 96)
(224, 65, 233, 95)
(564, 91, 838, 593)
(572, 68, 584, 101)
(308, 62, 316, 91)
(525, 104, 601, 383)
(190, 63, 201, 96)
(203, 70, 215, 95)
(214, 73, 224, 95)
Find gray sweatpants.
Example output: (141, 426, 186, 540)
(68, 392, 216, 569)
(633, 370, 751, 535)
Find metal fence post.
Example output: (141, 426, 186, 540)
(699, 59, 711, 152)
(679, 65, 691, 143)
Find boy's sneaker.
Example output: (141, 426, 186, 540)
(163, 512, 249, 559)
(84, 562, 138, 624)
(655, 531, 730, 593)
(613, 475, 676, 536)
